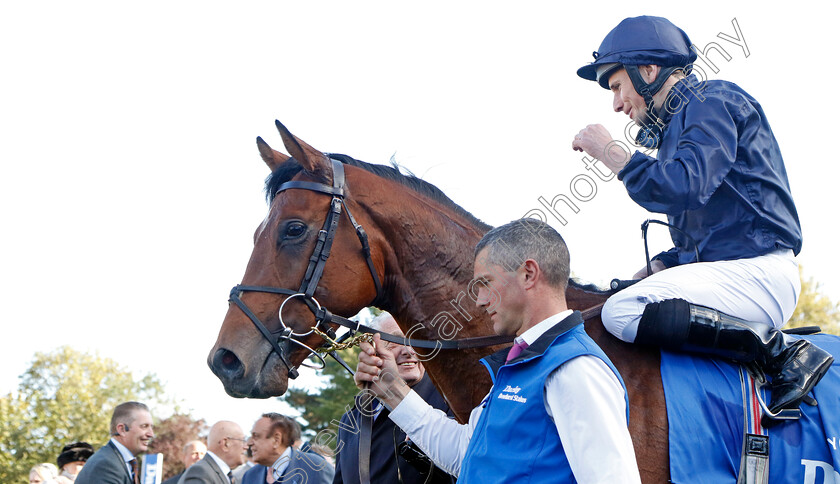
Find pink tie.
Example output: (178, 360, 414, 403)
(506, 341, 529, 362)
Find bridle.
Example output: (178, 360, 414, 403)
(228, 157, 383, 379)
(227, 155, 513, 380)
(225, 154, 554, 484)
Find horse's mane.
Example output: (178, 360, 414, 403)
(265, 153, 491, 231)
(568, 277, 612, 294)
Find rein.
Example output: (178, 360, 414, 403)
(580, 303, 604, 322)
(228, 156, 512, 380)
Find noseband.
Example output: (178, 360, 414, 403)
(228, 157, 384, 379)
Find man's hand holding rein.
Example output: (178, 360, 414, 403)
(355, 333, 412, 410)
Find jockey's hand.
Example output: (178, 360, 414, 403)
(632, 259, 666, 279)
(572, 124, 629, 175)
(354, 333, 411, 409)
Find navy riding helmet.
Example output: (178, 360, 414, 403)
(577, 16, 697, 147)
(577, 16, 696, 91)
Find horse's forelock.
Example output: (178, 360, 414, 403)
(264, 158, 325, 204)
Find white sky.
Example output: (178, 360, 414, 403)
(2, 2, 837, 437)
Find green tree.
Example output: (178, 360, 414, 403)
(282, 345, 361, 446)
(786, 266, 840, 335)
(0, 346, 167, 483)
(0, 392, 29, 480)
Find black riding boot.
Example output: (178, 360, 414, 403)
(635, 298, 834, 416)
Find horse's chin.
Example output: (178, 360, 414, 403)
(222, 376, 289, 399)
(210, 345, 292, 398)
(221, 366, 290, 398)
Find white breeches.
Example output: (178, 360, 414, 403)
(602, 250, 801, 343)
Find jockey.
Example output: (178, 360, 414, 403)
(572, 15, 833, 420)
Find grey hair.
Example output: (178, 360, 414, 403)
(182, 440, 205, 454)
(367, 311, 398, 332)
(474, 218, 570, 289)
(110, 401, 150, 436)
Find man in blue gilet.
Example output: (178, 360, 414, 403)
(354, 218, 641, 483)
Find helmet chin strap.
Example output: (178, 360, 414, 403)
(635, 121, 664, 150)
(625, 64, 680, 149)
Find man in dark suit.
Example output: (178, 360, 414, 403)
(76, 401, 156, 484)
(241, 413, 334, 484)
(333, 312, 455, 484)
(179, 421, 247, 484)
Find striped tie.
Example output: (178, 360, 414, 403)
(129, 458, 140, 484)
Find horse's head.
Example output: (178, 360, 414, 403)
(208, 121, 385, 398)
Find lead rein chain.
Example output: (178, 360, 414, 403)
(312, 326, 375, 353)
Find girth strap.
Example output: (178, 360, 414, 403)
(737, 367, 770, 484)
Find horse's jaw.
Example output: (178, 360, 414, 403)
(219, 377, 289, 400)
(207, 338, 292, 399)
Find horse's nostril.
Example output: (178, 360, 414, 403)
(212, 348, 245, 380)
(221, 351, 237, 366)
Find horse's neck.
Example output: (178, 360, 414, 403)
(363, 189, 491, 339)
(365, 189, 612, 338)
(355, 186, 499, 419)
(566, 284, 611, 312)
(389, 228, 491, 338)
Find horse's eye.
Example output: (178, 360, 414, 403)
(283, 222, 306, 239)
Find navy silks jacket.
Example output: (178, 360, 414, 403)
(618, 75, 802, 267)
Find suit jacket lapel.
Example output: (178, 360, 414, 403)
(282, 448, 302, 482)
(107, 441, 133, 483)
(204, 455, 226, 482)
(284, 447, 297, 476)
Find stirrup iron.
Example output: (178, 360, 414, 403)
(752, 377, 801, 425)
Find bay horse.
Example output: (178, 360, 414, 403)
(209, 121, 668, 481)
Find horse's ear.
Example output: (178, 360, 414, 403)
(275, 120, 331, 176)
(256, 136, 290, 172)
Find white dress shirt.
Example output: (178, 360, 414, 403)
(389, 310, 642, 484)
(270, 447, 293, 480)
(205, 450, 231, 479)
(109, 438, 136, 478)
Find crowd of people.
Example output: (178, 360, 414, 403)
(27, 402, 341, 484)
(29, 443, 95, 483)
(29, 311, 451, 484)
(29, 13, 836, 484)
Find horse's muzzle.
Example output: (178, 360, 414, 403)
(210, 348, 245, 381)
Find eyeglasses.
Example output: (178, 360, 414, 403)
(382, 338, 417, 352)
(225, 437, 248, 444)
(382, 340, 401, 350)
